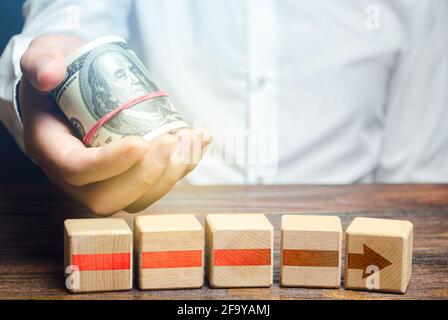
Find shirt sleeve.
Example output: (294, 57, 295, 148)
(0, 0, 132, 151)
(374, 0, 448, 182)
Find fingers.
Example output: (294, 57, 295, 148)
(57, 134, 178, 216)
(186, 127, 212, 172)
(51, 136, 151, 186)
(176, 127, 212, 179)
(20, 39, 66, 92)
(20, 84, 151, 186)
(123, 140, 190, 213)
(38, 133, 151, 187)
(45, 129, 209, 215)
(20, 35, 85, 92)
(20, 52, 66, 92)
(124, 128, 212, 213)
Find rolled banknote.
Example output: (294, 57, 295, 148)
(51, 36, 188, 147)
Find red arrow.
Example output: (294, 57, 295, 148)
(348, 244, 392, 279)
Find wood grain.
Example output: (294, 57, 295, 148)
(64, 218, 133, 293)
(280, 215, 342, 288)
(135, 214, 204, 290)
(213, 249, 272, 266)
(206, 214, 274, 288)
(282, 250, 339, 267)
(0, 184, 447, 299)
(344, 218, 413, 293)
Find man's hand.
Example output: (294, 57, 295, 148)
(19, 35, 210, 216)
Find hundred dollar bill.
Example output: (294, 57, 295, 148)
(51, 36, 188, 147)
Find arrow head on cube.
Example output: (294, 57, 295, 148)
(348, 244, 392, 279)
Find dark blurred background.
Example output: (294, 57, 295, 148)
(0, 0, 47, 183)
(0, 0, 24, 50)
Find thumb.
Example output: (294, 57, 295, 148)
(20, 35, 84, 92)
(20, 50, 66, 92)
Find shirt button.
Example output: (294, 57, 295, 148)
(252, 77, 266, 90)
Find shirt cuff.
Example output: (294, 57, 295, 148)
(13, 76, 24, 127)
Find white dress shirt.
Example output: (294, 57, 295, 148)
(0, 0, 447, 184)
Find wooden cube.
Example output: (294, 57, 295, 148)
(64, 218, 133, 293)
(206, 214, 273, 288)
(135, 214, 204, 290)
(345, 217, 413, 293)
(280, 215, 342, 288)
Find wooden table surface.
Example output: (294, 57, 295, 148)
(0, 184, 447, 300)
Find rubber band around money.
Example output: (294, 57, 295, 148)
(82, 91, 167, 146)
